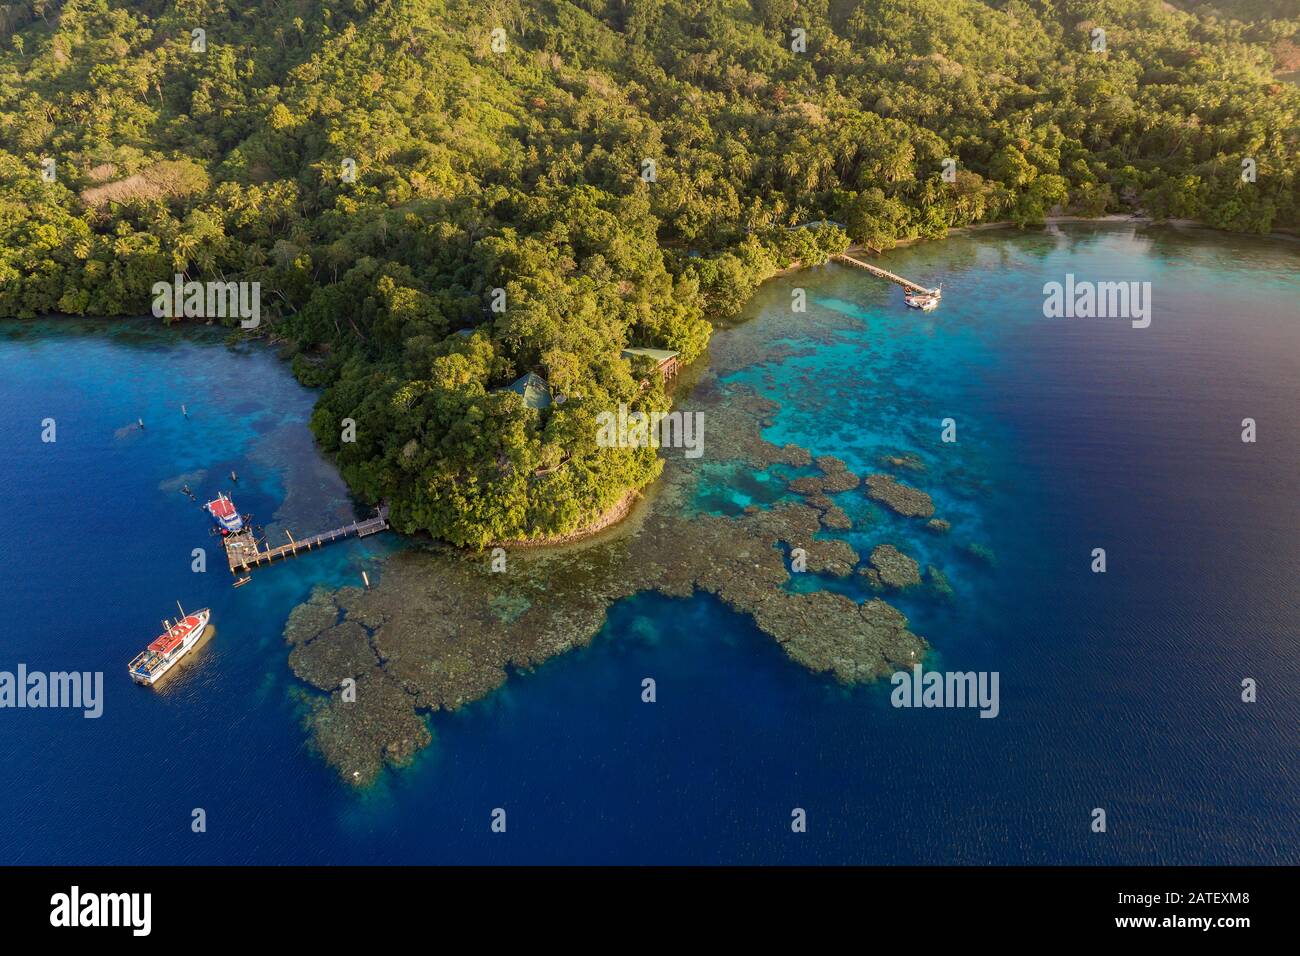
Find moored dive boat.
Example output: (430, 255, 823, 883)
(904, 286, 942, 312)
(205, 492, 244, 535)
(128, 605, 211, 686)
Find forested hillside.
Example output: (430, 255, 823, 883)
(2, 0, 1297, 545)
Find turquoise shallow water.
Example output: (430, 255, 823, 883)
(1, 225, 1296, 863)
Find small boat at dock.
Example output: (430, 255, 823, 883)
(128, 604, 211, 686)
(205, 492, 244, 535)
(904, 286, 942, 312)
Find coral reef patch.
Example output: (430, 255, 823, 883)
(864, 473, 936, 518)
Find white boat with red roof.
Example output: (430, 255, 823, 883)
(128, 603, 211, 686)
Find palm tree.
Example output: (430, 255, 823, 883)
(171, 233, 198, 275)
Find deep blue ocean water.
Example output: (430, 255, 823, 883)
(1, 225, 1296, 864)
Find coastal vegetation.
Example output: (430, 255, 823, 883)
(2, 0, 1297, 544)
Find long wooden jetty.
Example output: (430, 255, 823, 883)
(832, 253, 936, 294)
(223, 505, 389, 576)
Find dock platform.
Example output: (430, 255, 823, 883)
(832, 253, 937, 295)
(223, 506, 389, 576)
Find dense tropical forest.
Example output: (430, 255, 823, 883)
(2, 0, 1297, 545)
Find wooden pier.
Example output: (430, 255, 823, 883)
(832, 253, 937, 295)
(223, 505, 389, 576)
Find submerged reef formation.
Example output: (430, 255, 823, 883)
(817, 502, 854, 530)
(864, 473, 936, 518)
(788, 456, 860, 530)
(811, 456, 862, 493)
(866, 544, 923, 589)
(926, 565, 955, 600)
(880, 453, 926, 473)
(285, 379, 939, 787)
(788, 455, 860, 496)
